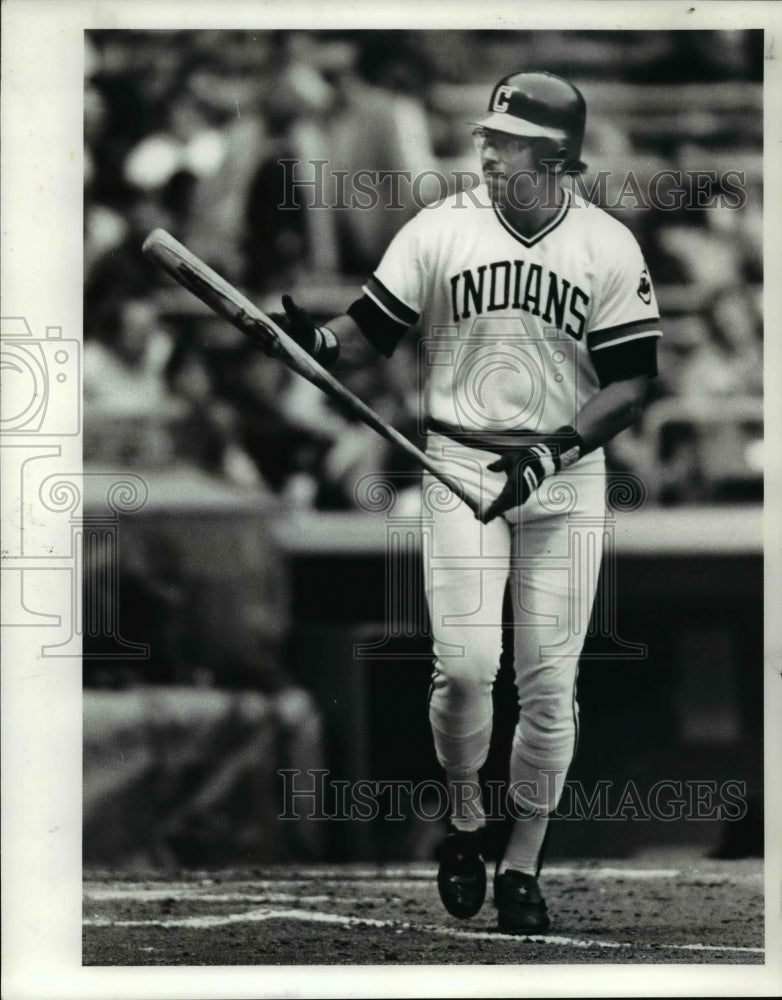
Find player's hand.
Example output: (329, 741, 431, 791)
(481, 427, 583, 523)
(268, 295, 340, 368)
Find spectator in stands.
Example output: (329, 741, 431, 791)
(123, 75, 229, 234)
(325, 32, 437, 274)
(191, 338, 336, 497)
(703, 286, 763, 400)
(624, 29, 763, 83)
(84, 297, 175, 411)
(242, 32, 338, 291)
(83, 298, 183, 466)
(180, 61, 269, 282)
(164, 338, 265, 487)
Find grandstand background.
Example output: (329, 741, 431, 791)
(81, 29, 764, 869)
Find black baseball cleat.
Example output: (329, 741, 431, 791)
(436, 825, 487, 919)
(495, 869, 550, 935)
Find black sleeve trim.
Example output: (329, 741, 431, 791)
(588, 317, 660, 351)
(366, 275, 419, 326)
(591, 335, 659, 387)
(347, 294, 408, 358)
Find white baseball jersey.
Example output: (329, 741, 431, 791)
(361, 185, 661, 434)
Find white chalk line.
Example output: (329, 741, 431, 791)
(84, 873, 760, 907)
(219, 866, 690, 880)
(82, 906, 764, 956)
(252, 865, 762, 881)
(334, 865, 760, 883)
(84, 865, 762, 900)
(85, 889, 393, 905)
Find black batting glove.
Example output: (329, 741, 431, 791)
(268, 294, 340, 367)
(481, 426, 583, 523)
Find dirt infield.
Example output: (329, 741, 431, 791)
(83, 853, 763, 966)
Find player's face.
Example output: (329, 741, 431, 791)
(472, 127, 541, 207)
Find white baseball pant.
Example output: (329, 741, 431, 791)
(422, 433, 606, 816)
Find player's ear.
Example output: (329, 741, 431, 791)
(550, 146, 569, 173)
(535, 140, 567, 175)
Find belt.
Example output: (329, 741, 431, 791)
(425, 417, 541, 453)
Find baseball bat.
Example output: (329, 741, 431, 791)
(142, 228, 485, 518)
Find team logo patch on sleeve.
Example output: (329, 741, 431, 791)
(637, 267, 652, 305)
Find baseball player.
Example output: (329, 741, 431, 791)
(272, 71, 661, 934)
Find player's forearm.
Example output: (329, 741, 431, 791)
(323, 313, 382, 368)
(271, 301, 380, 369)
(325, 314, 362, 341)
(575, 375, 650, 455)
(481, 375, 652, 523)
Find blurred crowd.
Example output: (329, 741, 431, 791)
(84, 29, 764, 509)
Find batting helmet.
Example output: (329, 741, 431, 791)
(470, 71, 587, 171)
